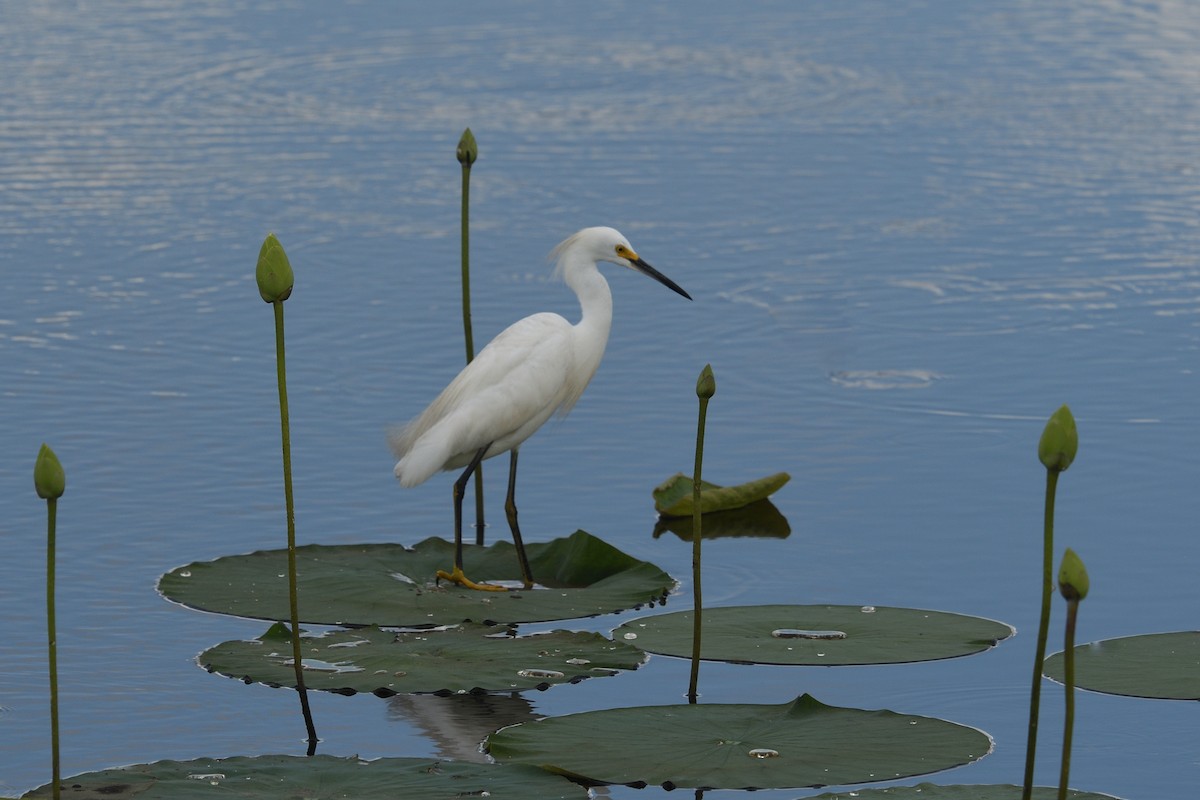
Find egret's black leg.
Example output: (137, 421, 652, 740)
(505, 448, 535, 589)
(473, 470, 486, 546)
(437, 444, 505, 592)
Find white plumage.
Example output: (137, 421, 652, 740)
(390, 226, 691, 590)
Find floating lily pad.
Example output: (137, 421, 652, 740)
(652, 498, 791, 540)
(613, 605, 1013, 666)
(810, 783, 1120, 799)
(21, 754, 585, 799)
(1044, 631, 1200, 700)
(158, 531, 674, 626)
(486, 693, 990, 790)
(653, 472, 790, 517)
(201, 622, 646, 695)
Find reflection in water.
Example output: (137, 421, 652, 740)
(828, 369, 941, 391)
(652, 499, 791, 540)
(386, 693, 537, 764)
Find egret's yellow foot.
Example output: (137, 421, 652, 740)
(436, 566, 508, 592)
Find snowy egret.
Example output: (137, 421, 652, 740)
(391, 226, 691, 591)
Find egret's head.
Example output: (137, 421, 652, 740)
(597, 228, 641, 268)
(553, 226, 691, 300)
(553, 226, 632, 268)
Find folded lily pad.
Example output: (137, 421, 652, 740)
(810, 783, 1119, 799)
(486, 693, 990, 790)
(20, 755, 585, 799)
(158, 530, 675, 626)
(613, 605, 1013, 666)
(201, 622, 646, 695)
(653, 472, 790, 517)
(1044, 630, 1200, 700)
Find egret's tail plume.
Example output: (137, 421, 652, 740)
(390, 429, 450, 488)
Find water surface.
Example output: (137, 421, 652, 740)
(2, 3, 1199, 798)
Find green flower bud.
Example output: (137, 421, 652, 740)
(256, 233, 294, 303)
(1058, 547, 1090, 602)
(34, 443, 65, 500)
(696, 363, 716, 400)
(457, 128, 478, 167)
(1038, 404, 1078, 472)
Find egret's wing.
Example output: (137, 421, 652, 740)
(390, 313, 577, 486)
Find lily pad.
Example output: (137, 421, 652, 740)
(1044, 630, 1200, 700)
(201, 622, 646, 695)
(21, 754, 585, 799)
(613, 605, 1013, 666)
(652, 498, 791, 540)
(810, 783, 1120, 799)
(653, 472, 790, 517)
(486, 693, 990, 790)
(158, 530, 674, 626)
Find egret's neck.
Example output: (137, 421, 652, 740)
(564, 259, 613, 337)
(562, 259, 613, 383)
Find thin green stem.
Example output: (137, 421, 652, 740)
(460, 161, 486, 546)
(687, 395, 709, 703)
(1058, 598, 1079, 800)
(1023, 468, 1059, 799)
(460, 162, 475, 364)
(46, 497, 60, 800)
(274, 300, 318, 753)
(458, 165, 472, 362)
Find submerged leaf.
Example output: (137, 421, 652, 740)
(614, 605, 1013, 666)
(487, 693, 990, 790)
(159, 530, 675, 627)
(21, 754, 585, 799)
(201, 623, 646, 695)
(653, 472, 790, 516)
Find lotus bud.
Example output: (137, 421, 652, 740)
(696, 364, 716, 400)
(457, 128, 478, 167)
(1058, 548, 1090, 601)
(1038, 404, 1077, 472)
(34, 443, 65, 500)
(256, 233, 294, 303)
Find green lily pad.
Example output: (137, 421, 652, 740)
(486, 693, 990, 790)
(810, 783, 1120, 799)
(613, 605, 1013, 665)
(653, 472, 790, 517)
(21, 754, 585, 799)
(652, 498, 791, 540)
(1044, 631, 1200, 700)
(201, 622, 646, 695)
(158, 531, 674, 626)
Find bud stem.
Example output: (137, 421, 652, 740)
(271, 299, 319, 753)
(1058, 595, 1080, 800)
(687, 367, 713, 704)
(458, 134, 486, 546)
(1022, 468, 1059, 799)
(45, 496, 60, 800)
(460, 160, 475, 365)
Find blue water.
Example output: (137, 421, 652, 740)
(3, 2, 1199, 797)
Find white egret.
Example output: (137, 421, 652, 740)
(391, 226, 691, 591)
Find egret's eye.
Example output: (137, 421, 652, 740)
(615, 245, 630, 258)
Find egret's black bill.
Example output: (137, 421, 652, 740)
(632, 257, 692, 300)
